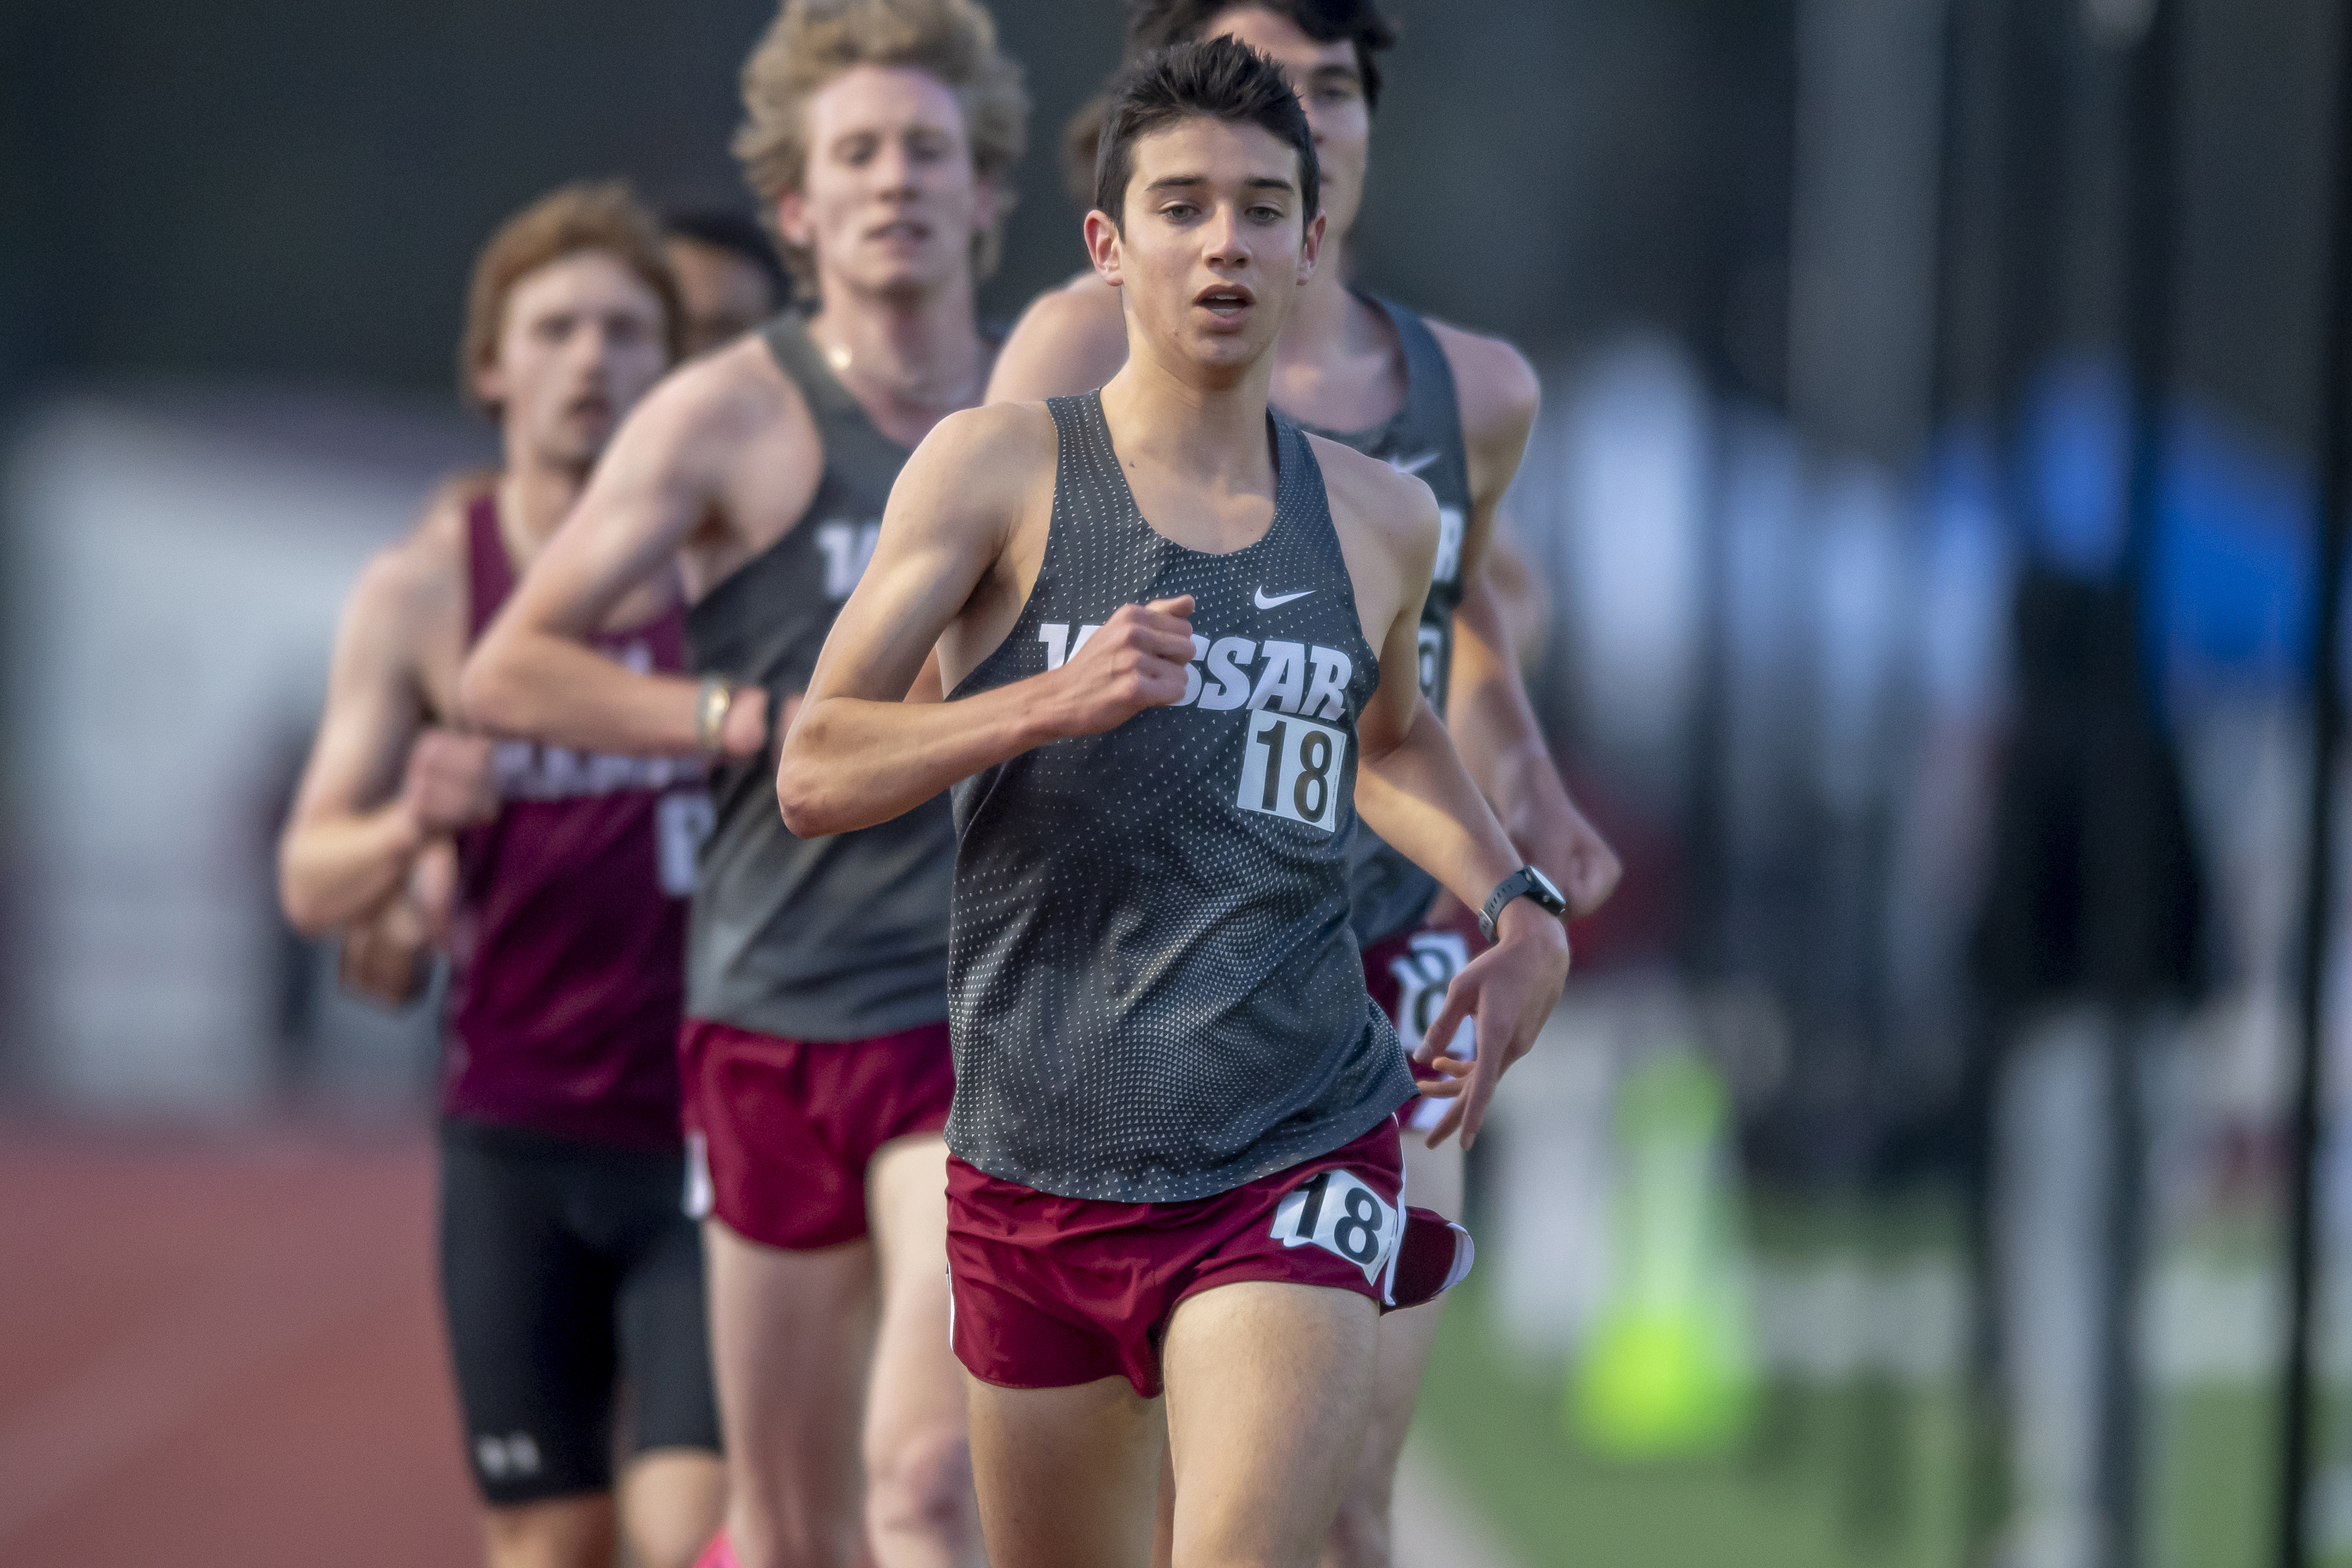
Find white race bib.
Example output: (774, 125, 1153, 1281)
(1236, 711, 1348, 833)
(1270, 1168, 1400, 1285)
(1388, 930, 1475, 1061)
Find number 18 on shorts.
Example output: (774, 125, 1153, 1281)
(1270, 1168, 1400, 1286)
(1238, 712, 1350, 833)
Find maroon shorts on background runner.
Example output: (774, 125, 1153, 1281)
(680, 1018, 953, 1250)
(1361, 912, 1486, 1131)
(948, 1115, 1417, 1399)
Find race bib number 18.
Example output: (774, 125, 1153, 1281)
(1237, 712, 1349, 833)
(1270, 1168, 1400, 1286)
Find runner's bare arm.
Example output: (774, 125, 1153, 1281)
(1449, 570, 1622, 916)
(983, 278, 1128, 405)
(1335, 449, 1570, 1147)
(1343, 462, 1525, 918)
(279, 538, 490, 936)
(335, 840, 456, 1006)
(1426, 327, 1616, 916)
(462, 371, 763, 758)
(778, 405, 1193, 834)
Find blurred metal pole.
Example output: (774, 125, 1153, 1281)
(2278, 4, 2352, 1563)
(1918, 1, 2016, 1562)
(2100, 4, 2182, 1566)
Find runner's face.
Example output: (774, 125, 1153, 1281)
(478, 250, 668, 471)
(666, 237, 777, 357)
(1206, 7, 1370, 241)
(779, 64, 996, 299)
(1094, 117, 1323, 375)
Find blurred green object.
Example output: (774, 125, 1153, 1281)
(1572, 1048, 1757, 1458)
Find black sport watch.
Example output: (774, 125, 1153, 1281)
(1479, 864, 1569, 943)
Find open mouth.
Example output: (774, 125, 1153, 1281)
(869, 218, 932, 245)
(1194, 284, 1254, 318)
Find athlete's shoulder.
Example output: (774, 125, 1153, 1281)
(372, 472, 478, 606)
(912, 399, 1057, 478)
(988, 274, 1127, 403)
(636, 329, 803, 445)
(1305, 430, 1441, 554)
(341, 471, 477, 668)
(1421, 315, 1540, 441)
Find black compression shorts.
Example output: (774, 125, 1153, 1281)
(437, 1116, 721, 1507)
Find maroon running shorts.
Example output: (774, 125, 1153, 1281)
(1360, 913, 1487, 1132)
(948, 1114, 1455, 1399)
(679, 1017, 954, 1251)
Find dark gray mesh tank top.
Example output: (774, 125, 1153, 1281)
(944, 393, 1415, 1202)
(681, 313, 954, 1041)
(1292, 295, 1474, 948)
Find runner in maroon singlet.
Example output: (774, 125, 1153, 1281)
(278, 183, 724, 1568)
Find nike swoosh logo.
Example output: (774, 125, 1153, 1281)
(1255, 587, 1315, 610)
(1390, 450, 1441, 476)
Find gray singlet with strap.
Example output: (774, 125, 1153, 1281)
(683, 312, 954, 1041)
(1292, 294, 1474, 950)
(945, 393, 1416, 1203)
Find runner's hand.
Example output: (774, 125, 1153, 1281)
(1044, 596, 1196, 736)
(1529, 795, 1620, 919)
(400, 729, 499, 833)
(1413, 901, 1570, 1149)
(723, 688, 787, 760)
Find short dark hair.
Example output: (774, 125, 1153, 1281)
(663, 207, 789, 298)
(1093, 38, 1320, 235)
(1125, 0, 1398, 111)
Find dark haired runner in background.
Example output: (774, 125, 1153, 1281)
(778, 39, 1572, 1567)
(279, 182, 724, 1568)
(463, 4, 1029, 1564)
(664, 209, 789, 358)
(987, 6, 1619, 1562)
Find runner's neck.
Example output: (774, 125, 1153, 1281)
(1098, 347, 1280, 515)
(803, 275, 986, 445)
(490, 458, 588, 573)
(1271, 238, 1407, 432)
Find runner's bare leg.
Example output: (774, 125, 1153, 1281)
(707, 1220, 875, 1568)
(867, 1134, 983, 1566)
(1324, 1137, 1465, 1567)
(619, 1448, 728, 1568)
(1163, 1282, 1380, 1568)
(968, 1376, 1164, 1568)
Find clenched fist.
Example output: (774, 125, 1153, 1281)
(400, 728, 499, 833)
(1043, 596, 1197, 738)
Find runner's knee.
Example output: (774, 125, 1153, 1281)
(1322, 1485, 1396, 1568)
(866, 1423, 974, 1548)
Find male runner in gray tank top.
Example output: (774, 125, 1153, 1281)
(985, 6, 1619, 1561)
(461, 4, 1027, 1565)
(776, 39, 1572, 1567)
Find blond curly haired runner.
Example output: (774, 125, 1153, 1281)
(461, 3, 1027, 1565)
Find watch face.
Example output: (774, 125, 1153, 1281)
(1528, 866, 1566, 910)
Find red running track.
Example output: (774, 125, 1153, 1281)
(0, 1121, 479, 1566)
